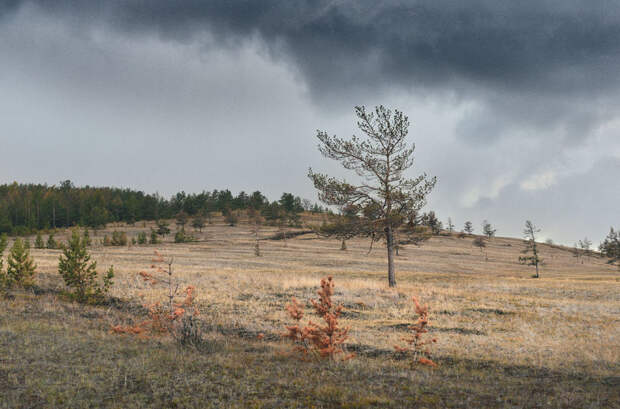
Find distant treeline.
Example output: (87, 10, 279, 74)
(0, 180, 326, 234)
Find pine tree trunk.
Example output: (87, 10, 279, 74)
(341, 239, 347, 251)
(386, 226, 396, 287)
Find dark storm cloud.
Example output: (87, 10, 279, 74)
(4, 0, 620, 97)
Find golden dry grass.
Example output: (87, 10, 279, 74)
(1, 218, 619, 408)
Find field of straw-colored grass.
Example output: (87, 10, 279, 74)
(1, 217, 619, 408)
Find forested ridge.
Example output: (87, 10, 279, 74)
(0, 180, 319, 234)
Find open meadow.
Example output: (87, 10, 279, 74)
(1, 217, 619, 408)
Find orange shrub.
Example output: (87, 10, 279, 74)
(394, 296, 437, 367)
(111, 251, 199, 344)
(283, 276, 354, 361)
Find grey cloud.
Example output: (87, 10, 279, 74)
(3, 0, 619, 146)
(4, 1, 620, 96)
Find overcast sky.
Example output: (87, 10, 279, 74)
(1, 1, 619, 245)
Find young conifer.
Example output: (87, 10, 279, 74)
(34, 233, 45, 249)
(58, 230, 114, 303)
(5, 238, 37, 288)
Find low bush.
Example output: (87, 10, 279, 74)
(137, 231, 147, 245)
(394, 296, 438, 367)
(283, 276, 354, 361)
(174, 228, 196, 243)
(111, 251, 203, 349)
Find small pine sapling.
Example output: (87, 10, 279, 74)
(248, 207, 264, 256)
(47, 233, 57, 249)
(156, 221, 171, 237)
(394, 296, 438, 367)
(283, 276, 354, 361)
(34, 233, 45, 249)
(191, 212, 207, 232)
(4, 238, 37, 288)
(111, 252, 201, 346)
(137, 231, 147, 244)
(149, 229, 159, 244)
(58, 230, 114, 303)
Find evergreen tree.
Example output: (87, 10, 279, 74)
(422, 211, 442, 235)
(149, 229, 159, 244)
(223, 208, 239, 226)
(5, 238, 37, 288)
(309, 105, 436, 287)
(599, 227, 620, 269)
(0, 206, 12, 234)
(519, 220, 542, 278)
(482, 220, 496, 239)
(248, 207, 264, 256)
(314, 205, 362, 251)
(46, 233, 57, 249)
(58, 230, 114, 303)
(191, 211, 207, 232)
(175, 210, 188, 230)
(35, 233, 45, 249)
(156, 221, 171, 237)
(137, 231, 147, 245)
(464, 221, 474, 235)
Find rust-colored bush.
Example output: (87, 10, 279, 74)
(283, 276, 354, 361)
(111, 251, 199, 343)
(394, 296, 438, 367)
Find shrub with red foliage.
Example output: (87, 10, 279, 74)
(394, 296, 438, 367)
(283, 276, 354, 361)
(111, 251, 199, 342)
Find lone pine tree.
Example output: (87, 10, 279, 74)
(519, 220, 542, 278)
(309, 105, 436, 287)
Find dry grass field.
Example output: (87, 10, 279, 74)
(1, 216, 619, 408)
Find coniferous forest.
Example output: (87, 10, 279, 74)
(0, 180, 321, 234)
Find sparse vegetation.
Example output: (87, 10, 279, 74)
(472, 236, 488, 261)
(174, 228, 196, 243)
(0, 220, 618, 408)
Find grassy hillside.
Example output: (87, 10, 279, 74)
(1, 219, 618, 408)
